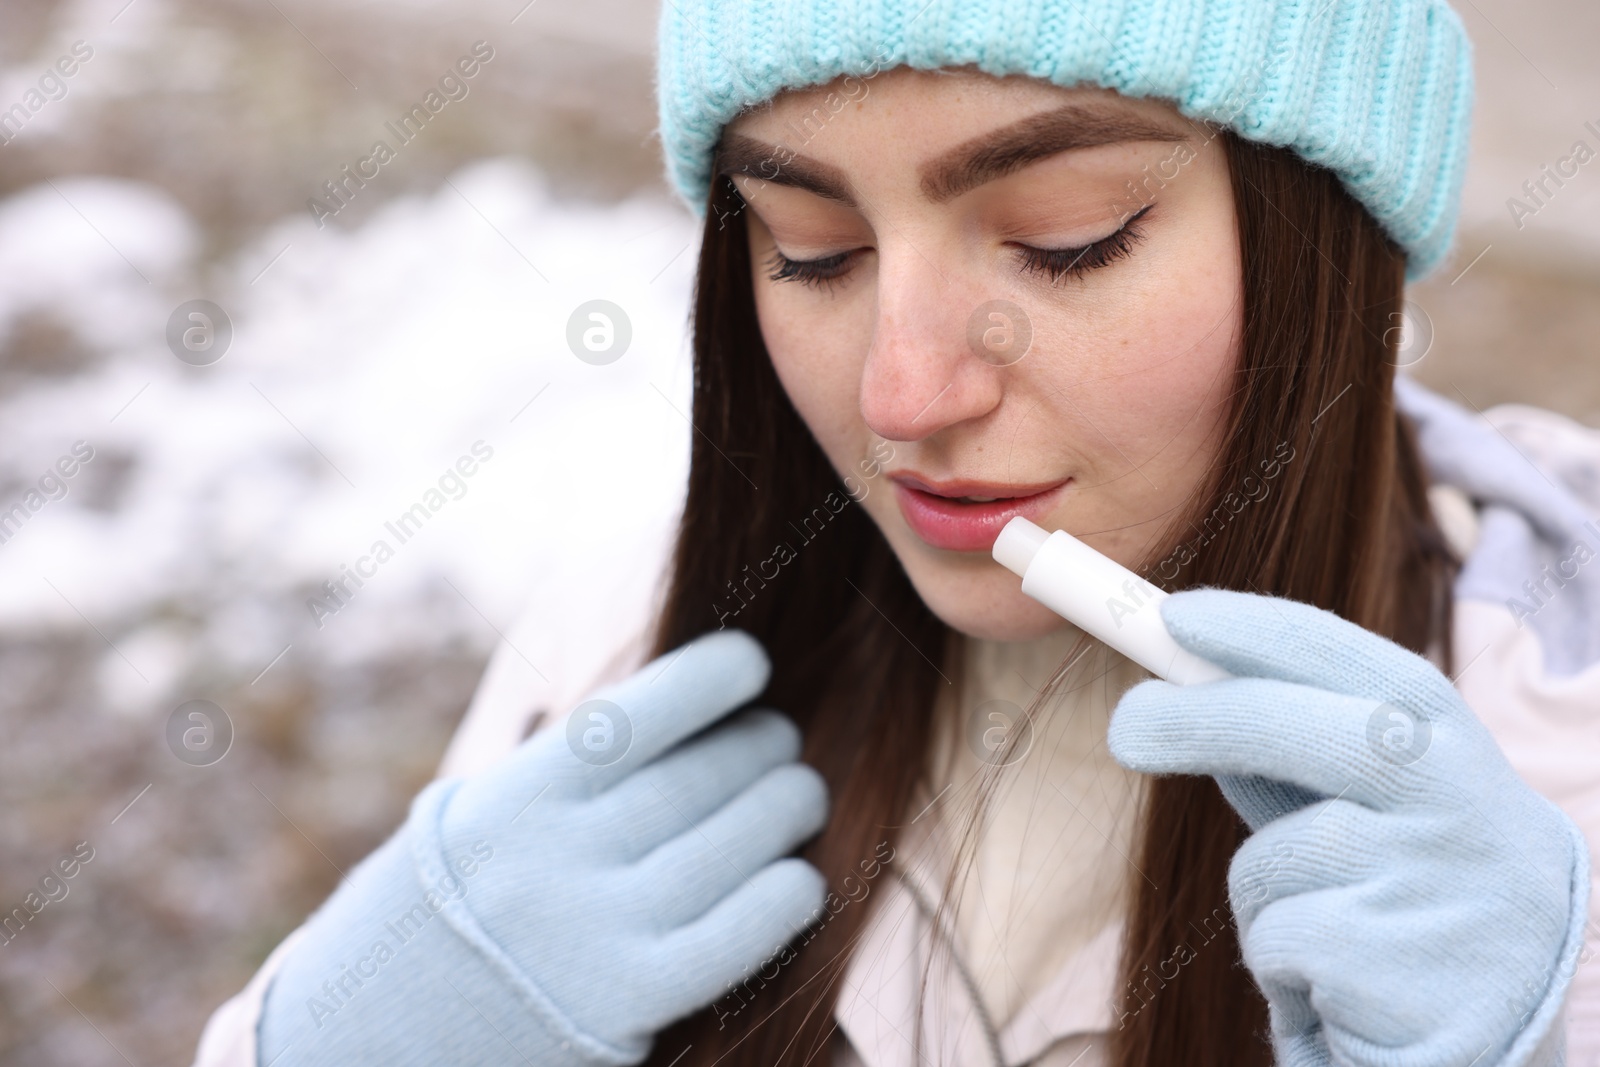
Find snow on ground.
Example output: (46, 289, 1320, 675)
(0, 157, 705, 1066)
(0, 158, 698, 711)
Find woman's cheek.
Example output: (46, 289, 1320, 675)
(1076, 263, 1239, 447)
(755, 281, 876, 473)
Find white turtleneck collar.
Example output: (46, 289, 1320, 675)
(912, 624, 1152, 1030)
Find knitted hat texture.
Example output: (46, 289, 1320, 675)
(655, 0, 1475, 281)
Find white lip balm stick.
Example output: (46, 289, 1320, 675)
(992, 516, 1230, 685)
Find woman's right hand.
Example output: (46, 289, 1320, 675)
(258, 630, 829, 1067)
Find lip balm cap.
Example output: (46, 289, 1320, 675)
(993, 516, 1051, 577)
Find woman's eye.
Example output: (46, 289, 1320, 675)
(763, 203, 1153, 290)
(1015, 203, 1154, 284)
(765, 248, 858, 288)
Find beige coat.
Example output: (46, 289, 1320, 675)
(195, 399, 1600, 1067)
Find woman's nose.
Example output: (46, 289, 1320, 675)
(857, 244, 1007, 443)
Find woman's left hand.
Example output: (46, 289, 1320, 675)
(1107, 588, 1590, 1067)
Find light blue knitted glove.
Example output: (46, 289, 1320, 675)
(258, 630, 828, 1066)
(1107, 589, 1590, 1067)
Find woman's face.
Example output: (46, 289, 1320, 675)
(723, 68, 1242, 642)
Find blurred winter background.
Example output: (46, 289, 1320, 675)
(0, 0, 1595, 1063)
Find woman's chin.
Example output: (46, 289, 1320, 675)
(902, 563, 1072, 643)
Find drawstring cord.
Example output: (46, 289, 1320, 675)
(894, 869, 1009, 1067)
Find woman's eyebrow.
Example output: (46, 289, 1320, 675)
(714, 104, 1194, 208)
(920, 104, 1195, 203)
(716, 134, 854, 205)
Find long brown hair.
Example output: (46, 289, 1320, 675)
(641, 127, 1458, 1067)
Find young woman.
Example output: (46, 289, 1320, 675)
(195, 1, 1600, 1065)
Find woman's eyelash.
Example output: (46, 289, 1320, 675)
(1015, 203, 1154, 284)
(764, 202, 1155, 289)
(765, 249, 854, 288)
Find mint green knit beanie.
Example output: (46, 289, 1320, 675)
(655, 0, 1474, 282)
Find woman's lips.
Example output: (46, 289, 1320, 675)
(890, 473, 1071, 552)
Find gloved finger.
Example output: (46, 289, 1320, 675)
(1250, 870, 1581, 1052)
(1268, 1014, 1334, 1067)
(1226, 800, 1382, 929)
(1247, 893, 1444, 1063)
(1215, 771, 1325, 833)
(597, 708, 804, 859)
(1241, 885, 1479, 1046)
(647, 857, 825, 1025)
(1109, 675, 1430, 811)
(552, 629, 773, 797)
(640, 762, 829, 930)
(1159, 589, 1460, 714)
(1234, 890, 1333, 1042)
